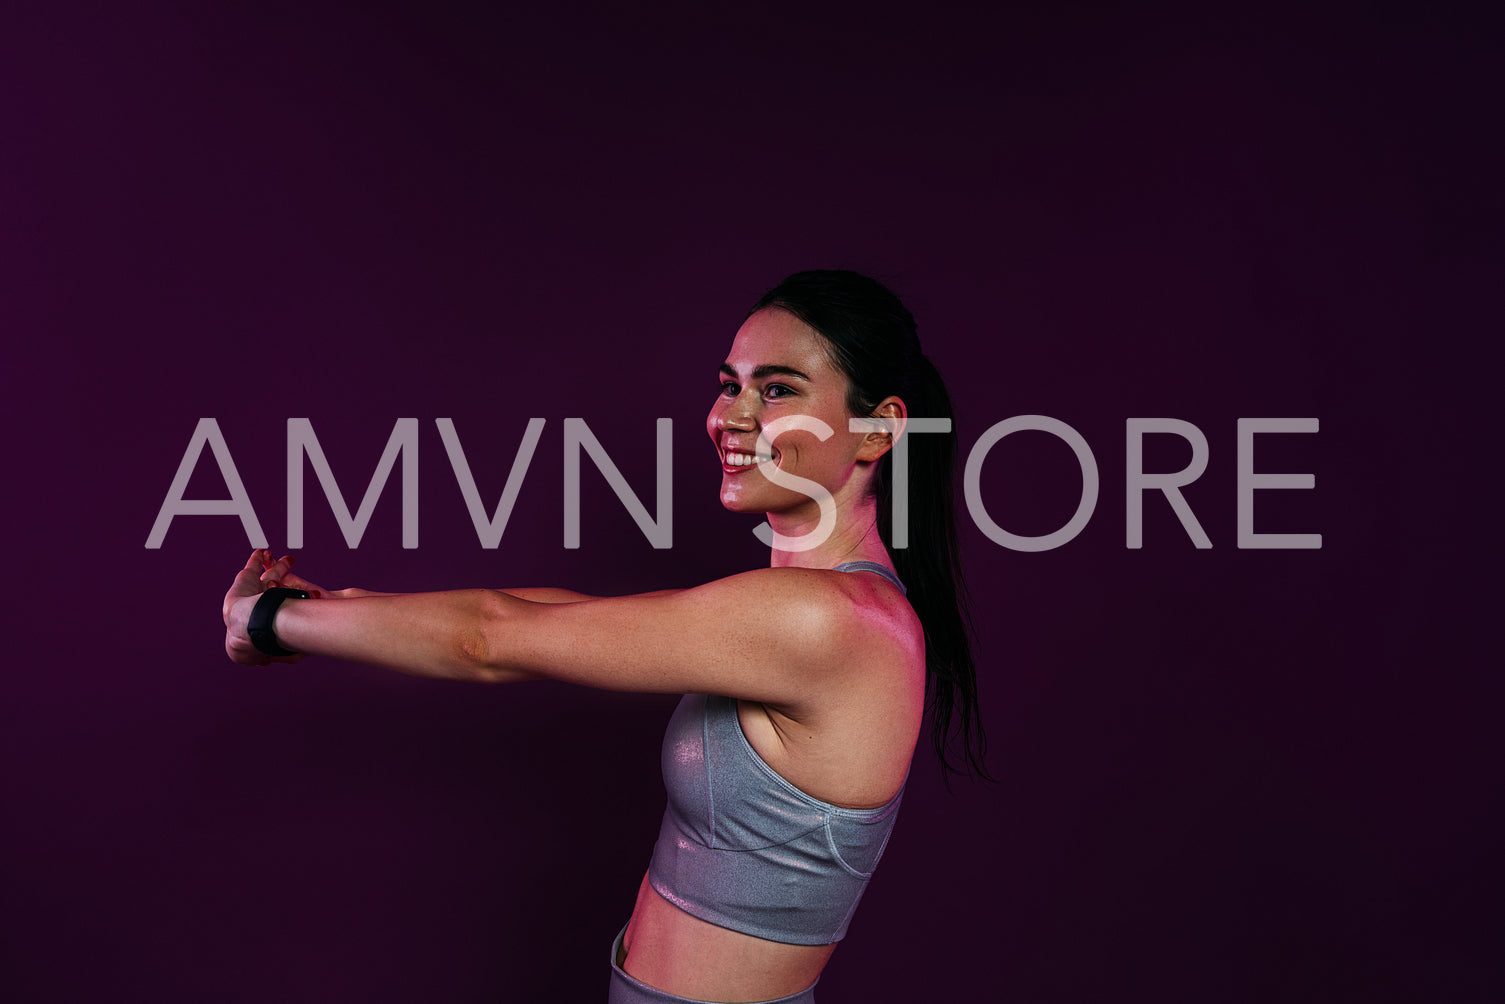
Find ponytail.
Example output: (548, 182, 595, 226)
(880, 354, 989, 783)
(749, 270, 990, 784)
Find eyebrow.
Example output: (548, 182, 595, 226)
(719, 362, 813, 382)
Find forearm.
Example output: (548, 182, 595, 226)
(271, 590, 534, 683)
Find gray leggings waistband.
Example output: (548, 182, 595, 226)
(607, 925, 818, 1004)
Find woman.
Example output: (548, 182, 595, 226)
(222, 270, 987, 1003)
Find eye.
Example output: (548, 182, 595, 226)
(763, 383, 794, 400)
(719, 380, 740, 397)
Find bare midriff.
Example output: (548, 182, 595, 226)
(621, 871, 835, 1003)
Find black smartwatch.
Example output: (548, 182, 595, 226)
(247, 587, 311, 657)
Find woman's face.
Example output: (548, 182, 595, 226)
(706, 307, 870, 519)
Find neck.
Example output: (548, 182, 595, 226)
(767, 495, 892, 571)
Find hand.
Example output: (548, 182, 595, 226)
(222, 549, 308, 666)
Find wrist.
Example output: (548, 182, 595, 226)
(248, 587, 311, 657)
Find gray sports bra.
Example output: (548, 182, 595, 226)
(646, 562, 908, 946)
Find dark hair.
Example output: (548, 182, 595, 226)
(749, 269, 989, 784)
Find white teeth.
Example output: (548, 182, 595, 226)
(724, 451, 773, 467)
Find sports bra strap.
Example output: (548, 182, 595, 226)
(830, 560, 907, 595)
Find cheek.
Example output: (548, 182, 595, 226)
(767, 433, 816, 465)
(782, 432, 851, 471)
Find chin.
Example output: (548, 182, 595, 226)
(718, 486, 767, 514)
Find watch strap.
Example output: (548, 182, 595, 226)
(248, 587, 310, 657)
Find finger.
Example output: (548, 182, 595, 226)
(259, 554, 295, 585)
(226, 553, 273, 615)
(239, 550, 273, 588)
(280, 571, 325, 597)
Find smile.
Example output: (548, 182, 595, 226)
(722, 449, 776, 470)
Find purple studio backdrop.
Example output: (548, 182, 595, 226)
(3, 4, 1498, 1002)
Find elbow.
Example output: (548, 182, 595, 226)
(454, 626, 498, 682)
(453, 591, 525, 684)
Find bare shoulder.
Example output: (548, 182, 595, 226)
(673, 566, 919, 668)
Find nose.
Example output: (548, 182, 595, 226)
(718, 390, 757, 432)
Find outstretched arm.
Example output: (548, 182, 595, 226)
(223, 551, 868, 708)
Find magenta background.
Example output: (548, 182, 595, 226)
(3, 4, 1498, 1002)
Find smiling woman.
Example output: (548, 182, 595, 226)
(710, 308, 900, 535)
(220, 269, 987, 1003)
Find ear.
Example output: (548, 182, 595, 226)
(854, 397, 907, 462)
